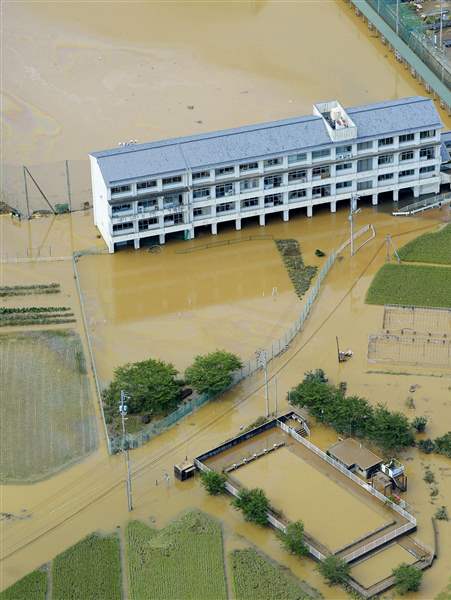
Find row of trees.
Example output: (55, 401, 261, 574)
(199, 470, 422, 594)
(103, 350, 242, 417)
(290, 369, 417, 452)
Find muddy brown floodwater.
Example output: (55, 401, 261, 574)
(2, 0, 450, 167)
(2, 1, 451, 598)
(1, 205, 451, 600)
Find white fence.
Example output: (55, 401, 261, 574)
(194, 457, 326, 561)
(278, 421, 416, 524)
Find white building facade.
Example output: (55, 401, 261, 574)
(90, 97, 446, 252)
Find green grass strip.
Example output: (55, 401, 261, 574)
(0, 569, 47, 600)
(52, 533, 121, 600)
(366, 264, 451, 308)
(398, 224, 451, 265)
(127, 511, 227, 600)
(230, 548, 317, 600)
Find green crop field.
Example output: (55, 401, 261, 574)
(398, 224, 451, 265)
(230, 548, 317, 600)
(52, 533, 121, 600)
(366, 264, 451, 308)
(0, 569, 47, 600)
(126, 511, 227, 600)
(0, 330, 97, 483)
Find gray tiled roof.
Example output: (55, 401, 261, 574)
(91, 97, 443, 185)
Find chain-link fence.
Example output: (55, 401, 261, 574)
(2, 159, 92, 217)
(109, 250, 338, 452)
(365, 0, 451, 91)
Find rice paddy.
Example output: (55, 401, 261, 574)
(1, 511, 322, 599)
(52, 533, 121, 600)
(0, 330, 97, 483)
(0, 569, 47, 600)
(230, 548, 316, 600)
(366, 264, 451, 308)
(398, 224, 451, 265)
(126, 511, 227, 600)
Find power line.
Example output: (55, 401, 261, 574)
(1, 220, 439, 561)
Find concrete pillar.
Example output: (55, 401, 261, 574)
(133, 238, 140, 250)
(159, 233, 165, 244)
(235, 218, 241, 230)
(283, 210, 289, 222)
(108, 240, 114, 254)
(413, 186, 420, 198)
(189, 228, 195, 240)
(330, 201, 336, 213)
(393, 189, 399, 202)
(211, 223, 217, 235)
(259, 214, 265, 226)
(307, 205, 313, 218)
(372, 194, 378, 206)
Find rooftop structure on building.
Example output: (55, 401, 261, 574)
(89, 96, 448, 253)
(327, 438, 383, 479)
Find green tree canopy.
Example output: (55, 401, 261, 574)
(317, 556, 350, 586)
(185, 351, 242, 396)
(392, 563, 423, 595)
(103, 358, 181, 415)
(200, 470, 227, 495)
(368, 405, 414, 452)
(233, 488, 269, 526)
(278, 521, 309, 557)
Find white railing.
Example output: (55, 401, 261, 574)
(341, 522, 414, 562)
(279, 422, 416, 525)
(195, 456, 325, 561)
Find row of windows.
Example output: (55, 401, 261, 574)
(111, 132, 437, 196)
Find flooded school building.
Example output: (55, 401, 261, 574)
(90, 96, 448, 252)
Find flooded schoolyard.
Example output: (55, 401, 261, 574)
(2, 204, 451, 598)
(2, 0, 451, 597)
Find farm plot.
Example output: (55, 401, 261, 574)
(126, 511, 227, 600)
(230, 548, 316, 600)
(0, 330, 97, 483)
(52, 533, 121, 600)
(0, 569, 47, 600)
(398, 224, 451, 265)
(366, 264, 451, 309)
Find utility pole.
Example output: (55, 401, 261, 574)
(255, 349, 269, 417)
(120, 390, 133, 512)
(349, 195, 361, 256)
(396, 0, 399, 36)
(274, 376, 278, 417)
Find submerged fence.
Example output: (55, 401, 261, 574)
(2, 160, 92, 216)
(96, 225, 372, 452)
(109, 249, 340, 452)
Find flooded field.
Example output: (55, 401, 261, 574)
(231, 445, 388, 551)
(2, 0, 450, 212)
(2, 0, 451, 597)
(0, 330, 97, 483)
(351, 542, 417, 589)
(1, 205, 451, 599)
